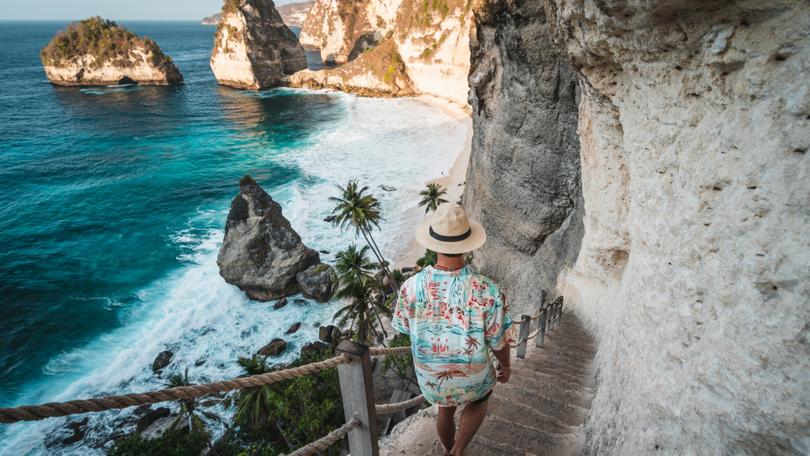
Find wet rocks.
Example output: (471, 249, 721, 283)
(318, 324, 341, 345)
(151, 350, 174, 373)
(296, 263, 338, 302)
(285, 322, 302, 334)
(274, 296, 288, 309)
(259, 338, 287, 356)
(217, 176, 320, 301)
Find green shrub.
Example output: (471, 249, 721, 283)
(416, 250, 437, 267)
(108, 427, 209, 456)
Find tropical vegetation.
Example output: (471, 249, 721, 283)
(418, 182, 448, 213)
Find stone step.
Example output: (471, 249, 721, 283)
(476, 413, 580, 455)
(497, 375, 593, 409)
(466, 434, 529, 456)
(509, 365, 594, 393)
(512, 360, 591, 387)
(493, 383, 589, 427)
(486, 394, 576, 435)
(516, 348, 595, 370)
(540, 333, 596, 352)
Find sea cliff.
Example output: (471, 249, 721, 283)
(40, 17, 182, 86)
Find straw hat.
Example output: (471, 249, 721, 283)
(415, 203, 487, 254)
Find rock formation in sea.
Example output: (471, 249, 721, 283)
(204, 1, 315, 27)
(217, 176, 320, 301)
(40, 17, 183, 86)
(294, 0, 471, 105)
(210, 0, 307, 90)
(289, 38, 414, 97)
(296, 263, 338, 302)
(459, 0, 809, 454)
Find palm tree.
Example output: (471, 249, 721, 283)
(165, 368, 217, 439)
(231, 355, 275, 434)
(464, 335, 480, 367)
(418, 183, 448, 213)
(328, 180, 398, 290)
(335, 244, 377, 283)
(333, 274, 391, 345)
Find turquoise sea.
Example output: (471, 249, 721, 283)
(0, 21, 466, 454)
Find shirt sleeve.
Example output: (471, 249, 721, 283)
(484, 287, 513, 351)
(391, 278, 415, 335)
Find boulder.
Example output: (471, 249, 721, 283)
(217, 176, 320, 301)
(259, 338, 287, 356)
(135, 407, 171, 433)
(300, 341, 329, 358)
(296, 263, 338, 302)
(285, 322, 302, 334)
(318, 324, 341, 345)
(274, 296, 288, 309)
(151, 350, 174, 373)
(210, 0, 307, 89)
(40, 17, 182, 86)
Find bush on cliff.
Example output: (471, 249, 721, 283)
(108, 427, 209, 456)
(41, 17, 169, 68)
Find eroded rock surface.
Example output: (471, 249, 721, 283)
(217, 176, 320, 301)
(210, 0, 307, 89)
(463, 0, 810, 454)
(296, 263, 338, 302)
(40, 17, 182, 86)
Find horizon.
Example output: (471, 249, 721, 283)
(0, 0, 303, 21)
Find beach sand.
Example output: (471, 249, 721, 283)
(393, 96, 472, 269)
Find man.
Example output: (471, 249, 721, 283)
(392, 203, 514, 456)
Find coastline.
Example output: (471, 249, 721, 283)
(393, 95, 472, 269)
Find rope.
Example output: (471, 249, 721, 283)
(284, 418, 360, 456)
(0, 354, 350, 424)
(369, 346, 411, 356)
(374, 395, 425, 416)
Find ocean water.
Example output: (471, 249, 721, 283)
(0, 21, 466, 454)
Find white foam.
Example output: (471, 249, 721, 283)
(0, 93, 468, 455)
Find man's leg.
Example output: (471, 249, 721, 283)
(450, 400, 488, 456)
(436, 405, 457, 454)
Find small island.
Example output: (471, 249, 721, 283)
(40, 17, 183, 86)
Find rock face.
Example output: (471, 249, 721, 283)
(210, 0, 307, 89)
(464, 0, 810, 454)
(276, 1, 316, 27)
(217, 176, 320, 301)
(296, 263, 338, 302)
(40, 17, 182, 86)
(289, 39, 414, 97)
(295, 0, 471, 105)
(258, 338, 287, 356)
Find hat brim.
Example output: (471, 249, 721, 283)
(414, 217, 487, 255)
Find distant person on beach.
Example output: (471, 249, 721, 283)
(392, 204, 514, 456)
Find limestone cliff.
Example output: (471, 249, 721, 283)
(296, 0, 471, 106)
(289, 38, 413, 97)
(210, 0, 307, 90)
(40, 17, 182, 86)
(464, 0, 810, 454)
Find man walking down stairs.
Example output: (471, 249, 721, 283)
(381, 313, 596, 456)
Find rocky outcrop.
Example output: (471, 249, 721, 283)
(217, 176, 320, 301)
(210, 0, 307, 89)
(151, 350, 174, 373)
(202, 13, 222, 25)
(259, 338, 287, 356)
(464, 0, 810, 454)
(296, 263, 338, 302)
(40, 17, 182, 86)
(296, 0, 471, 105)
(277, 1, 317, 27)
(289, 38, 414, 97)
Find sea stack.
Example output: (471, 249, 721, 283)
(217, 176, 320, 301)
(40, 17, 183, 86)
(210, 0, 307, 89)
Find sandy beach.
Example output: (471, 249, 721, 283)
(393, 96, 472, 268)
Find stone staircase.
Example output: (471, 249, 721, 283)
(381, 313, 596, 456)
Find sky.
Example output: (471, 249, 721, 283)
(0, 0, 298, 21)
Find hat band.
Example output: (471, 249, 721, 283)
(429, 226, 472, 243)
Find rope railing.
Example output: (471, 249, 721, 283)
(375, 395, 425, 416)
(369, 346, 410, 357)
(0, 354, 350, 424)
(283, 418, 360, 456)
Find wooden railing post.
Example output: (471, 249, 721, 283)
(516, 315, 531, 359)
(536, 308, 546, 348)
(335, 341, 379, 456)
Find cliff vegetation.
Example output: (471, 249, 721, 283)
(41, 17, 170, 69)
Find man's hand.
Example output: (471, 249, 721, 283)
(497, 365, 511, 384)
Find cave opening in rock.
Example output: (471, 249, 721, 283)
(117, 76, 137, 86)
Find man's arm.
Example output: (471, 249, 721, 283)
(492, 345, 511, 383)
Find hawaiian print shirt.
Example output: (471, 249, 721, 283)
(392, 265, 513, 407)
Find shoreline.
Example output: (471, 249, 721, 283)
(393, 95, 472, 269)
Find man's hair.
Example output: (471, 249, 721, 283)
(440, 253, 464, 258)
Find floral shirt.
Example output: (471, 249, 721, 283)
(392, 265, 513, 406)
